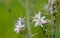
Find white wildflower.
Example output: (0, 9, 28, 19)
(33, 11, 47, 27)
(41, 3, 50, 13)
(14, 17, 25, 34)
(43, 3, 50, 13)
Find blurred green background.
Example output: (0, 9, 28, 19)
(0, 0, 60, 38)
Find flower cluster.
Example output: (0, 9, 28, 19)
(14, 17, 25, 34)
(33, 11, 48, 27)
(14, 11, 48, 33)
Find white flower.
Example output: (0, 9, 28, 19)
(14, 17, 25, 34)
(33, 11, 47, 27)
(42, 3, 51, 13)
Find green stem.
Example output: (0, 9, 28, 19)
(49, 0, 56, 38)
(25, 0, 32, 38)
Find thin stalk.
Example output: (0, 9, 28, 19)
(25, 0, 32, 38)
(49, 0, 56, 38)
(51, 14, 56, 38)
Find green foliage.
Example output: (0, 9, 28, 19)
(0, 0, 60, 38)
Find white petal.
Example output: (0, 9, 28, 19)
(14, 28, 19, 32)
(15, 25, 19, 28)
(39, 11, 41, 15)
(33, 19, 38, 22)
(17, 21, 21, 25)
(16, 29, 19, 34)
(41, 20, 47, 24)
(40, 24, 43, 27)
(34, 12, 41, 19)
(35, 22, 39, 27)
(20, 25, 25, 28)
(41, 16, 46, 20)
(14, 27, 20, 34)
(19, 18, 24, 22)
(36, 14, 40, 19)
